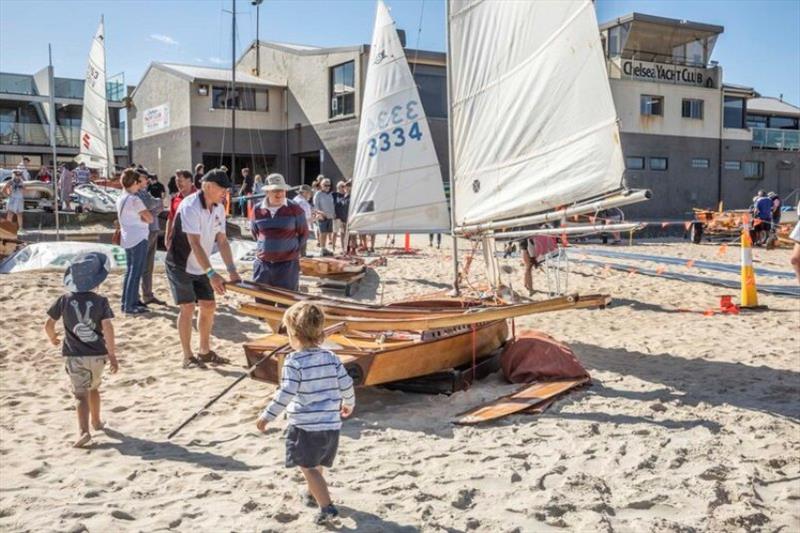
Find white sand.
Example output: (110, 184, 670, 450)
(1, 236, 798, 532)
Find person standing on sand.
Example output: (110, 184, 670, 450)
(193, 163, 205, 190)
(74, 162, 92, 186)
(117, 169, 153, 315)
(313, 177, 335, 255)
(166, 169, 240, 369)
(136, 172, 166, 307)
(256, 301, 355, 526)
(292, 184, 315, 257)
(44, 252, 119, 448)
(59, 165, 74, 211)
(789, 201, 800, 283)
(251, 173, 308, 291)
(164, 170, 196, 250)
(3, 168, 25, 231)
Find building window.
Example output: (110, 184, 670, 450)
(682, 99, 704, 119)
(625, 156, 645, 170)
(330, 61, 355, 118)
(743, 161, 764, 178)
(211, 86, 262, 111)
(691, 158, 710, 168)
(723, 96, 746, 129)
(746, 114, 768, 129)
(769, 116, 799, 129)
(640, 95, 663, 116)
(649, 157, 668, 171)
(724, 160, 741, 170)
(413, 65, 447, 118)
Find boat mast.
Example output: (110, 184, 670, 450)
(102, 14, 113, 178)
(444, 0, 459, 294)
(47, 44, 60, 240)
(231, 0, 237, 185)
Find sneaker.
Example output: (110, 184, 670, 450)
(124, 308, 148, 316)
(314, 504, 339, 525)
(299, 489, 317, 508)
(142, 297, 167, 306)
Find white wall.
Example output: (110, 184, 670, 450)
(610, 78, 722, 139)
(130, 67, 191, 139)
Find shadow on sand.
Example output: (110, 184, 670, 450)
(93, 428, 258, 472)
(575, 342, 800, 421)
(334, 505, 419, 532)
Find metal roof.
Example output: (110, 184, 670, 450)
(747, 97, 800, 117)
(155, 63, 284, 87)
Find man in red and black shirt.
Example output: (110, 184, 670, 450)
(165, 169, 196, 250)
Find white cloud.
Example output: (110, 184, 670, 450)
(150, 34, 179, 46)
(194, 58, 206, 63)
(208, 57, 226, 64)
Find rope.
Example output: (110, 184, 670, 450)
(470, 323, 477, 385)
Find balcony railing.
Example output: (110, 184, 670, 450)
(0, 122, 126, 149)
(752, 127, 800, 151)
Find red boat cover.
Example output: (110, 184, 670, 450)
(501, 330, 589, 383)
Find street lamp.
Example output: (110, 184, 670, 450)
(252, 0, 263, 77)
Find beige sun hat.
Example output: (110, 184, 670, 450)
(263, 173, 290, 192)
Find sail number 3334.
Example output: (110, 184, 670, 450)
(367, 101, 423, 157)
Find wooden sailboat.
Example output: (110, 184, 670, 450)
(234, 0, 621, 387)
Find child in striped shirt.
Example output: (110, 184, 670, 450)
(256, 301, 355, 525)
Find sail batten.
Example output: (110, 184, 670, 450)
(448, 0, 626, 231)
(348, 0, 450, 234)
(76, 18, 113, 175)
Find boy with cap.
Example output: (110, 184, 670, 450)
(44, 252, 119, 448)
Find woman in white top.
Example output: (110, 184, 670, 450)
(117, 168, 154, 314)
(3, 169, 25, 230)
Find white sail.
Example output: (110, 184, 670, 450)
(448, 0, 624, 230)
(76, 18, 113, 175)
(348, 0, 450, 234)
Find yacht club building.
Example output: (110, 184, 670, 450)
(126, 11, 798, 218)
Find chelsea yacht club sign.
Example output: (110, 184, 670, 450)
(618, 59, 717, 88)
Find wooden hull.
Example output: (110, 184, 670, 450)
(300, 257, 366, 277)
(244, 320, 509, 386)
(238, 293, 609, 332)
(227, 280, 492, 318)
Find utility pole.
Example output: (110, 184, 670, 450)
(47, 44, 60, 240)
(231, 0, 237, 185)
(252, 0, 263, 77)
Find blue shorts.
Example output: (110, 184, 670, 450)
(253, 259, 300, 291)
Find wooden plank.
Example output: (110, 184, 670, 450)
(454, 378, 590, 425)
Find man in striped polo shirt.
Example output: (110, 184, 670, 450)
(250, 173, 308, 291)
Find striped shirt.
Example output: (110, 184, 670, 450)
(251, 199, 308, 263)
(260, 347, 355, 431)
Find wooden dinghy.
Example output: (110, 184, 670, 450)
(0, 219, 23, 260)
(244, 320, 509, 387)
(300, 256, 366, 277)
(226, 280, 495, 319)
(455, 377, 590, 425)
(237, 293, 610, 332)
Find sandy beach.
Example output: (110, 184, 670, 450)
(1, 236, 798, 532)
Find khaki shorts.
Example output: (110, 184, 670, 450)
(333, 219, 345, 234)
(65, 356, 106, 394)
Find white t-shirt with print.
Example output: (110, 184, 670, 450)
(116, 192, 149, 249)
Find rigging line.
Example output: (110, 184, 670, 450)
(388, 0, 427, 233)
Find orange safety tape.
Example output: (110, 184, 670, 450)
(685, 259, 695, 268)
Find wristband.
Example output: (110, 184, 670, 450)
(206, 268, 217, 278)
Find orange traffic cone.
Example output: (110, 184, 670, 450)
(404, 233, 411, 253)
(740, 215, 763, 309)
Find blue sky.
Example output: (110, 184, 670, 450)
(0, 0, 798, 103)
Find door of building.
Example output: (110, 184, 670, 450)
(297, 153, 320, 185)
(202, 153, 276, 185)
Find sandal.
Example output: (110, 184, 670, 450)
(197, 350, 230, 365)
(182, 356, 208, 369)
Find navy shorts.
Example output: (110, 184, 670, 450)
(166, 264, 215, 304)
(318, 219, 333, 233)
(285, 426, 339, 468)
(253, 259, 300, 291)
